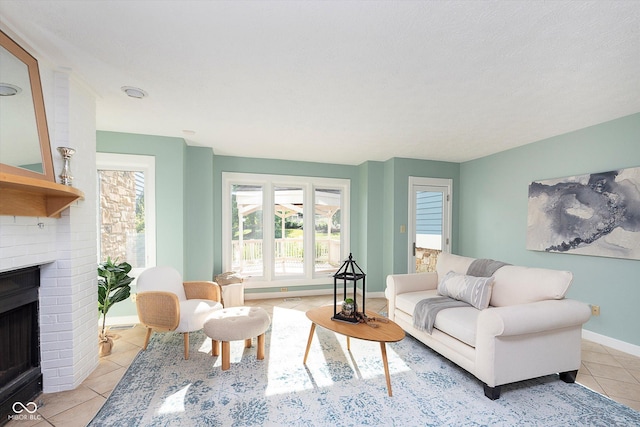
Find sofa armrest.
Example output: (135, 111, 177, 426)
(386, 272, 437, 296)
(385, 272, 438, 319)
(478, 299, 591, 338)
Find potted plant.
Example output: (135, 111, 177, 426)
(97, 257, 133, 356)
(341, 297, 357, 317)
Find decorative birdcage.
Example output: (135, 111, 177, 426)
(332, 253, 366, 323)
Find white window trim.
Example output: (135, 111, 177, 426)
(96, 153, 157, 275)
(222, 172, 350, 289)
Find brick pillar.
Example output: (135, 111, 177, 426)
(38, 70, 98, 392)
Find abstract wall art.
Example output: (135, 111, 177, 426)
(527, 166, 640, 260)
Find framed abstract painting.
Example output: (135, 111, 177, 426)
(527, 166, 640, 260)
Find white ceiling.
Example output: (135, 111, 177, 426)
(1, 1, 639, 165)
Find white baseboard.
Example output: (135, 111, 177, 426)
(582, 329, 640, 358)
(244, 289, 387, 300)
(245, 288, 333, 300)
(103, 315, 140, 327)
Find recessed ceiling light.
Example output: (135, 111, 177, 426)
(0, 83, 22, 96)
(121, 86, 148, 99)
(182, 130, 196, 135)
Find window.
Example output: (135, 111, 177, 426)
(223, 173, 349, 288)
(231, 184, 264, 276)
(314, 188, 342, 274)
(97, 153, 156, 277)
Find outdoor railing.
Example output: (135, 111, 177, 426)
(232, 238, 341, 274)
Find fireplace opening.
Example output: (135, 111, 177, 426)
(0, 266, 42, 425)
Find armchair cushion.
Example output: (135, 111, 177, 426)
(137, 266, 187, 300)
(176, 299, 223, 332)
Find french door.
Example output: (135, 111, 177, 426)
(408, 177, 452, 273)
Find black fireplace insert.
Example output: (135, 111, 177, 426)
(0, 266, 42, 425)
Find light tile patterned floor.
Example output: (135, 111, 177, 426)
(10, 296, 639, 426)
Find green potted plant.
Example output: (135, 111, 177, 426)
(97, 257, 133, 356)
(341, 297, 357, 316)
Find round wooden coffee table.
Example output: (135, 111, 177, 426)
(303, 305, 405, 396)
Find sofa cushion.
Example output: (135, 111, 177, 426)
(437, 271, 494, 310)
(396, 289, 480, 347)
(396, 289, 439, 315)
(490, 265, 573, 307)
(435, 252, 475, 278)
(433, 306, 480, 347)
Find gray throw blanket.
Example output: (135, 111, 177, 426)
(466, 258, 510, 277)
(413, 296, 470, 334)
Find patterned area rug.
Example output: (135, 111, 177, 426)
(90, 306, 640, 426)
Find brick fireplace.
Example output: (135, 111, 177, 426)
(0, 66, 98, 410)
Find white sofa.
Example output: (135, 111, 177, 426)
(385, 252, 591, 399)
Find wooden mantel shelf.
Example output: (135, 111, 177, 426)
(0, 172, 85, 218)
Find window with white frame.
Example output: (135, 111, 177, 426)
(222, 173, 349, 287)
(96, 153, 156, 278)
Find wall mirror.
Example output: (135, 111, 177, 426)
(0, 29, 54, 182)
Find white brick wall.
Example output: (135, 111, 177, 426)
(0, 67, 98, 393)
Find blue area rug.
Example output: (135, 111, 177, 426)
(90, 306, 640, 426)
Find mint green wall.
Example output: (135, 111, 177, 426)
(358, 161, 385, 291)
(382, 159, 396, 283)
(185, 147, 215, 280)
(96, 131, 187, 274)
(459, 113, 640, 346)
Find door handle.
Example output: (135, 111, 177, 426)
(413, 242, 416, 256)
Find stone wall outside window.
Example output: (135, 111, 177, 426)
(99, 170, 138, 264)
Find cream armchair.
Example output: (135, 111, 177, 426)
(135, 266, 223, 359)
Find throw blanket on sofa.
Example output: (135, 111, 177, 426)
(467, 258, 509, 277)
(413, 297, 470, 334)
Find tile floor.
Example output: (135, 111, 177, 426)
(9, 296, 640, 426)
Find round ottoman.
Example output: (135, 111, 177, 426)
(203, 306, 271, 370)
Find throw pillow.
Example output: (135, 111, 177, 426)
(437, 271, 494, 310)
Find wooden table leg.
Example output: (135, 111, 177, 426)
(211, 339, 219, 356)
(303, 323, 316, 364)
(257, 333, 265, 360)
(380, 342, 392, 397)
(222, 341, 230, 370)
(347, 336, 351, 351)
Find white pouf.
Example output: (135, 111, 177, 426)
(203, 306, 271, 370)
